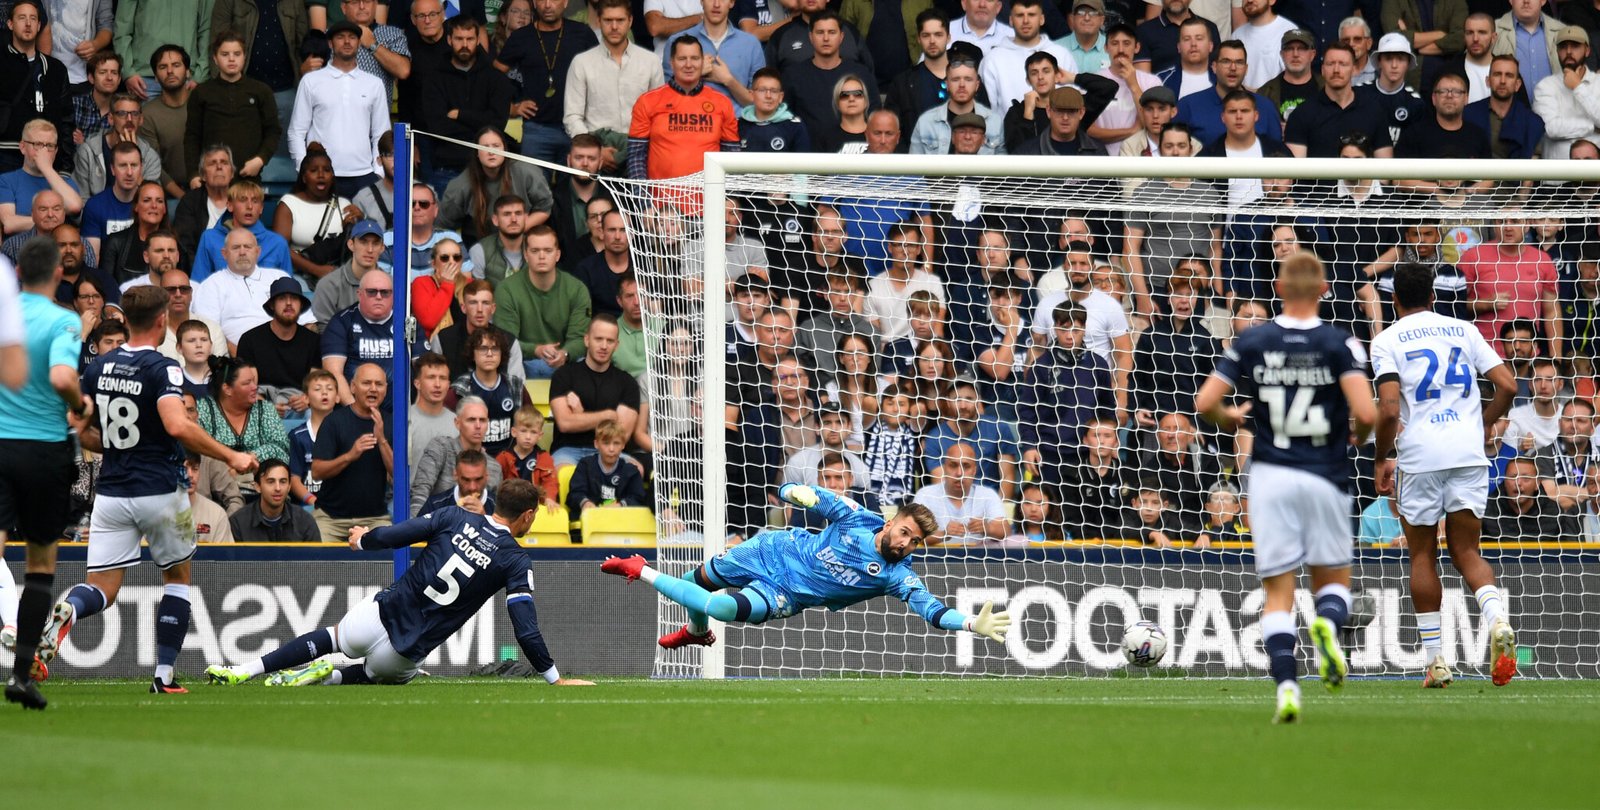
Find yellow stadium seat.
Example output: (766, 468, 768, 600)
(525, 378, 552, 418)
(518, 507, 577, 546)
(557, 463, 575, 508)
(580, 506, 658, 546)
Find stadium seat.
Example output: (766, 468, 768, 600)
(518, 507, 579, 546)
(525, 378, 552, 419)
(557, 463, 575, 509)
(580, 506, 658, 546)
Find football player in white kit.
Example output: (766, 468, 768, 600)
(1371, 262, 1519, 688)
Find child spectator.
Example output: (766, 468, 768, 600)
(288, 369, 340, 508)
(450, 328, 519, 457)
(863, 388, 920, 506)
(567, 419, 649, 521)
(82, 318, 128, 370)
(496, 405, 561, 514)
(177, 319, 214, 400)
(1009, 482, 1063, 543)
(1121, 479, 1210, 548)
(1201, 484, 1248, 545)
(881, 291, 948, 383)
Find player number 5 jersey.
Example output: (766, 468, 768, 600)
(1369, 311, 1504, 473)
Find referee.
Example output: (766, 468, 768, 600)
(1, 236, 91, 710)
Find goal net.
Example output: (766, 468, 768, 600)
(602, 155, 1600, 680)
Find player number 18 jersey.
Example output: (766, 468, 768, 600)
(1369, 311, 1504, 473)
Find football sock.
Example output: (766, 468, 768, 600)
(639, 566, 660, 585)
(154, 585, 192, 685)
(64, 583, 107, 622)
(680, 574, 710, 635)
(11, 573, 54, 681)
(649, 574, 741, 623)
(1417, 611, 1443, 661)
(1314, 583, 1352, 630)
(1262, 611, 1298, 686)
(1474, 584, 1506, 627)
(257, 628, 336, 676)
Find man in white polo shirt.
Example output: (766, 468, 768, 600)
(191, 228, 315, 353)
(951, 0, 1015, 55)
(286, 20, 391, 199)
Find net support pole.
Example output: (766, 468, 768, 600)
(701, 162, 730, 680)
(390, 122, 413, 582)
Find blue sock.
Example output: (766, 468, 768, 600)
(154, 585, 191, 684)
(680, 574, 711, 633)
(1262, 611, 1298, 686)
(648, 573, 741, 622)
(1315, 584, 1352, 631)
(260, 628, 336, 674)
(65, 583, 107, 621)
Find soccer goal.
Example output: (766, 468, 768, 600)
(602, 154, 1600, 680)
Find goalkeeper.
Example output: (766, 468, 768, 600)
(601, 484, 1011, 648)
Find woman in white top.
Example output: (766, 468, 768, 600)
(272, 142, 362, 284)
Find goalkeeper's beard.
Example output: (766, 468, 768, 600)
(877, 531, 912, 564)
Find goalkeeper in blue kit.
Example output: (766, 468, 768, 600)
(601, 484, 1012, 648)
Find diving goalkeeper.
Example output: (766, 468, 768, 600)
(601, 484, 1012, 648)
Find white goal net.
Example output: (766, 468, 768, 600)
(603, 155, 1600, 680)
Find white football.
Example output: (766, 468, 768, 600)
(1122, 621, 1169, 668)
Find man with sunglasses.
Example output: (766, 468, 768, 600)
(323, 269, 397, 408)
(911, 57, 1005, 153)
(155, 266, 227, 362)
(314, 219, 388, 327)
(380, 182, 469, 284)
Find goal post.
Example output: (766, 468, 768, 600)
(604, 154, 1600, 680)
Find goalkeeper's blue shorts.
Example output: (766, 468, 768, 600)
(706, 530, 801, 622)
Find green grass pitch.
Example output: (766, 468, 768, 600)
(3, 677, 1597, 809)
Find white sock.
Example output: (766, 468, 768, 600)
(243, 659, 266, 678)
(1277, 680, 1301, 700)
(687, 617, 709, 635)
(640, 566, 659, 585)
(1416, 611, 1443, 661)
(154, 665, 174, 684)
(326, 669, 344, 686)
(163, 583, 190, 600)
(1474, 585, 1507, 627)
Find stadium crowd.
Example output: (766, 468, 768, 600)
(4, 0, 1600, 546)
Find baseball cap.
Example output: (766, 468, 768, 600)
(1139, 86, 1177, 107)
(1281, 29, 1315, 49)
(950, 112, 987, 130)
(262, 277, 312, 316)
(1072, 0, 1104, 12)
(327, 20, 362, 39)
(818, 401, 845, 416)
(1558, 25, 1590, 47)
(946, 40, 984, 67)
(350, 219, 385, 240)
(1375, 32, 1414, 59)
(1048, 86, 1084, 111)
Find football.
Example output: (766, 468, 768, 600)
(1122, 621, 1169, 668)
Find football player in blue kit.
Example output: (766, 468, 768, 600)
(29, 285, 258, 701)
(1196, 252, 1378, 723)
(600, 483, 1012, 649)
(205, 480, 593, 687)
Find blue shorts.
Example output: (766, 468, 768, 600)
(706, 530, 800, 621)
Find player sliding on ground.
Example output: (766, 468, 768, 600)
(206, 480, 593, 687)
(1370, 262, 1518, 688)
(601, 484, 1011, 649)
(1196, 252, 1377, 724)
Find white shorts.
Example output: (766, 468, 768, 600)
(87, 489, 196, 572)
(1247, 462, 1354, 578)
(1396, 465, 1489, 527)
(336, 596, 420, 685)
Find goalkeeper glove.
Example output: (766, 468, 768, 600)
(965, 601, 1011, 643)
(779, 483, 819, 508)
